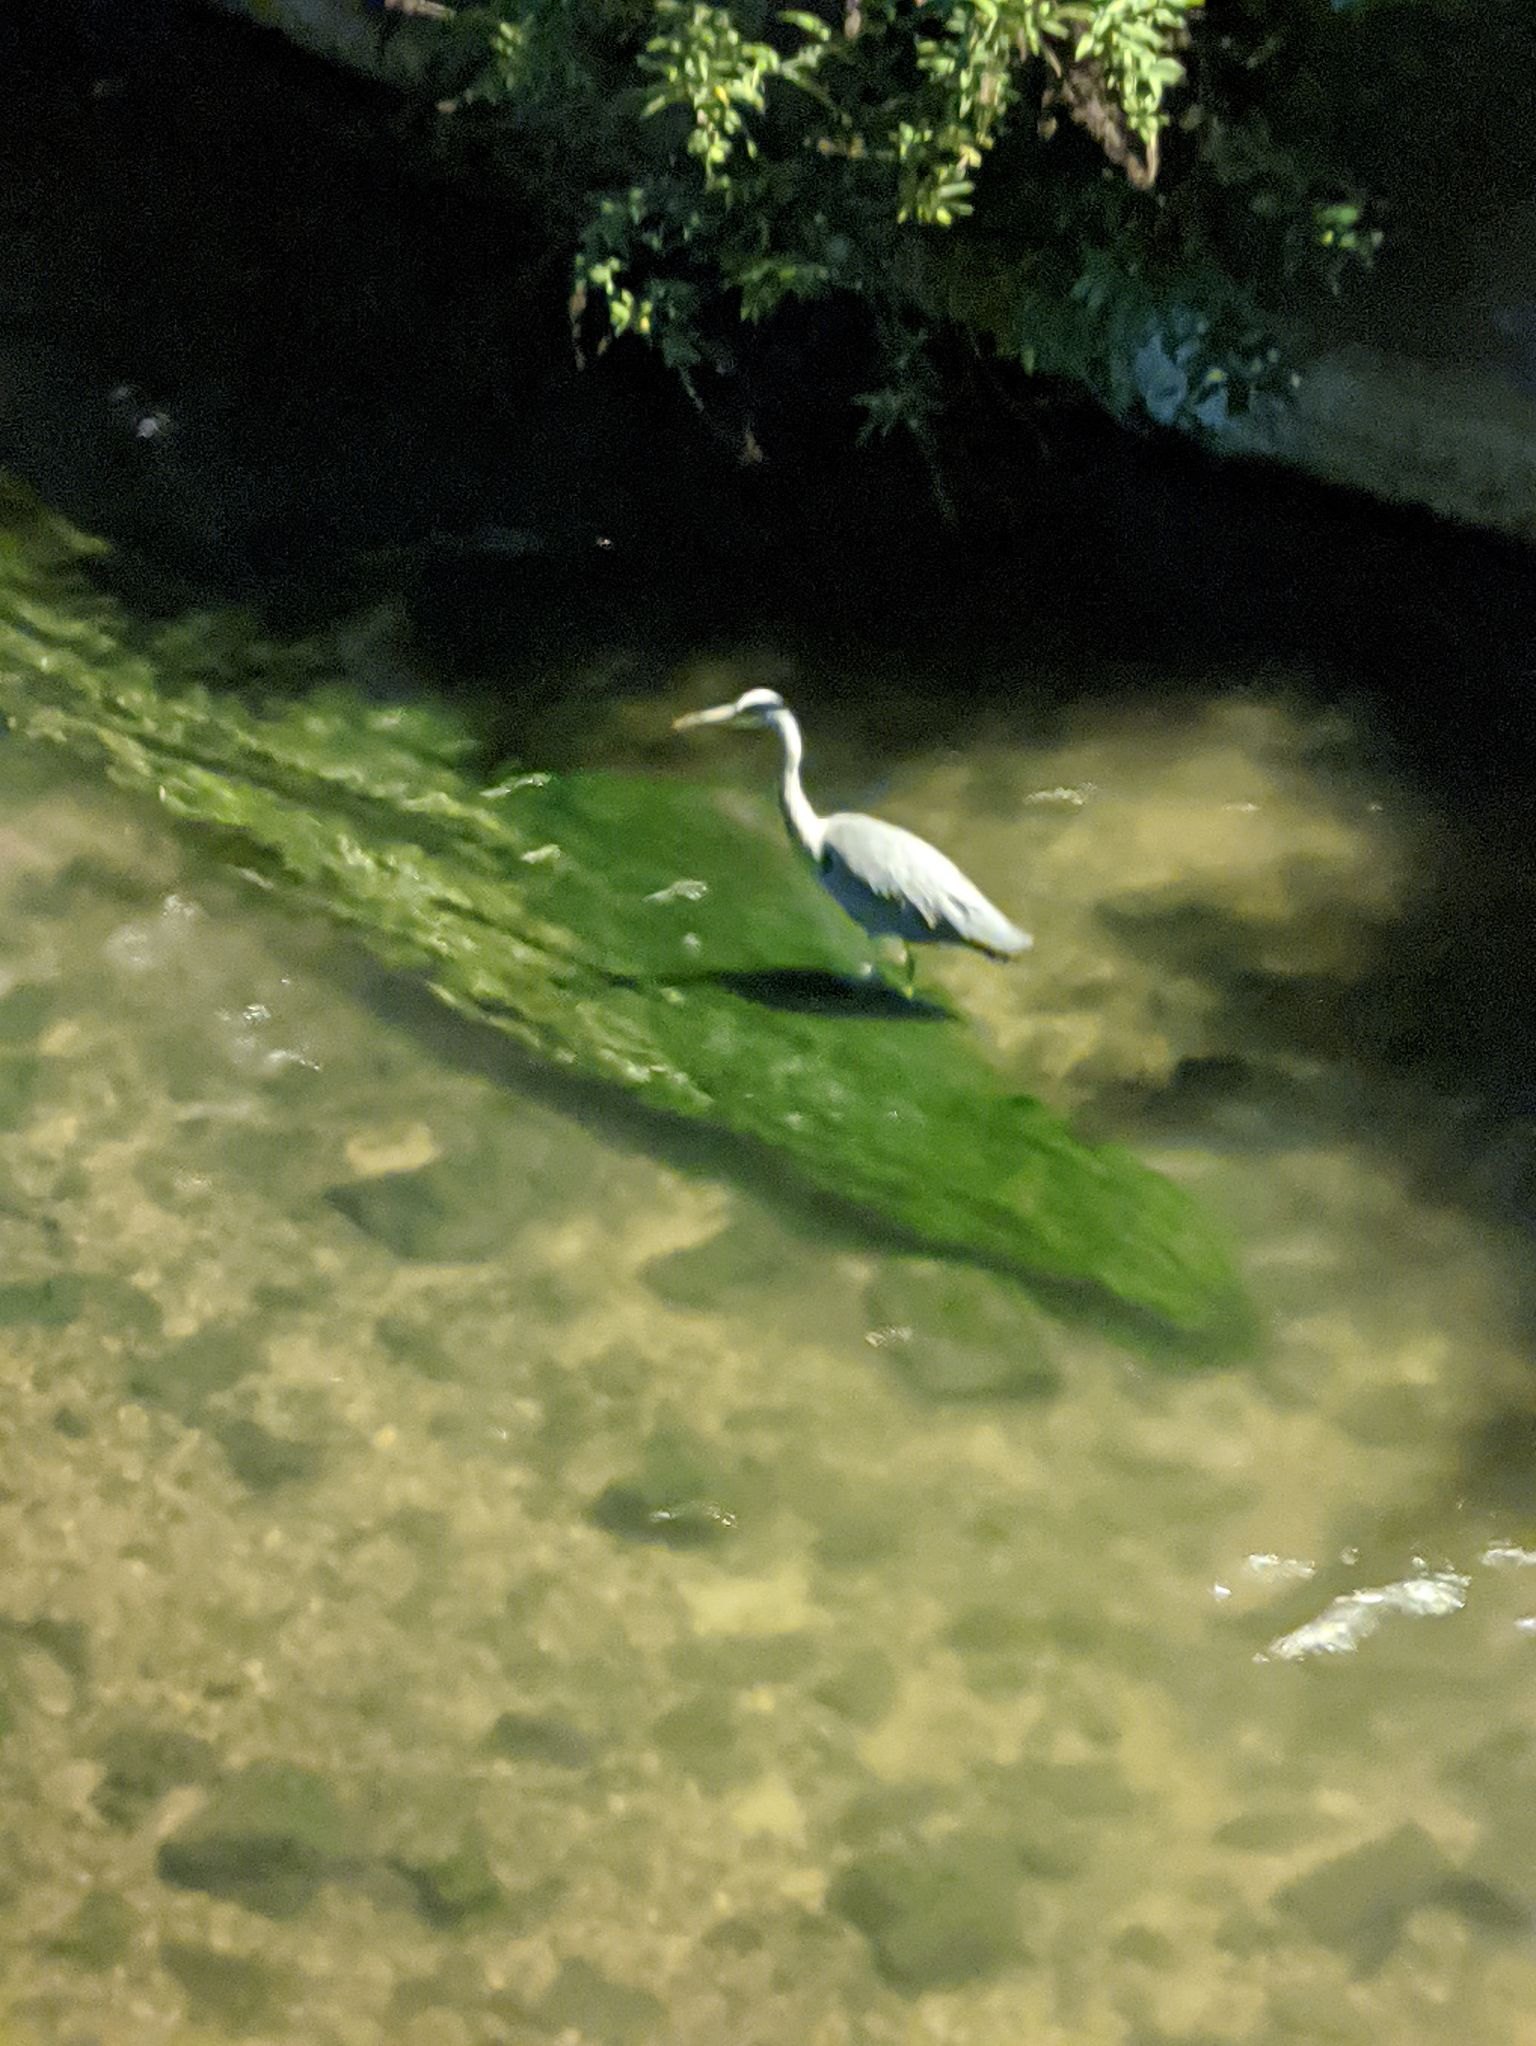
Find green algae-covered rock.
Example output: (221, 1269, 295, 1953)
(0, 481, 1253, 1352)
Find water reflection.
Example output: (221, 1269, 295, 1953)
(0, 680, 1533, 2046)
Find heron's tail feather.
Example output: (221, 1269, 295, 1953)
(974, 921, 1033, 960)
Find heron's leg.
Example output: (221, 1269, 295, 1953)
(900, 942, 916, 999)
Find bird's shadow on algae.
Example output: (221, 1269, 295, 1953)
(350, 962, 1213, 1370)
(604, 966, 953, 1024)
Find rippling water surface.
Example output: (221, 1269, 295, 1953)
(2, 654, 1535, 2046)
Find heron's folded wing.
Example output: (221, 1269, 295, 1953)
(822, 813, 1022, 947)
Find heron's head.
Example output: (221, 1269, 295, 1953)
(672, 687, 787, 733)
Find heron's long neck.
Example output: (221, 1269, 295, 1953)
(768, 709, 824, 858)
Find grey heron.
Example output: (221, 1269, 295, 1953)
(672, 688, 1031, 991)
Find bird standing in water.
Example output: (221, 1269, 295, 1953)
(673, 688, 1031, 992)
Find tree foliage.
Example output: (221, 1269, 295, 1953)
(424, 1, 1389, 435)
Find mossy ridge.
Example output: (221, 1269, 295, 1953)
(0, 485, 1252, 1350)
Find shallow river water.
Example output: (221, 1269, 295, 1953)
(0, 635, 1535, 2046)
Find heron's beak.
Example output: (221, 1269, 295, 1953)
(672, 702, 742, 731)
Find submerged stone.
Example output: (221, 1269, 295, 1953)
(0, 982, 53, 1044)
(811, 1650, 899, 1727)
(967, 1761, 1117, 1880)
(1439, 1875, 1534, 1934)
(651, 1694, 748, 1793)
(94, 1720, 218, 1829)
(673, 1631, 817, 1689)
(252, 1278, 327, 1314)
(1450, 1724, 1536, 1804)
(1274, 1823, 1454, 1972)
(214, 1418, 324, 1491)
(1466, 1812, 1536, 1902)
(0, 990, 49, 1137)
(864, 1259, 1061, 1401)
(944, 1610, 1042, 1696)
(394, 1836, 503, 1928)
(162, 1941, 284, 2031)
(1451, 1728, 1536, 1899)
(4, 1614, 90, 1686)
(836, 1781, 950, 1846)
(157, 1763, 356, 1918)
(945, 1602, 1036, 1655)
(1337, 1381, 1437, 1448)
(1214, 1809, 1325, 1854)
(1111, 1923, 1177, 1968)
(374, 1313, 458, 1382)
(1011, 1759, 1136, 1820)
(538, 1959, 665, 2045)
(589, 1420, 743, 1548)
(828, 1836, 1026, 1989)
(48, 1888, 134, 1970)
(642, 1218, 807, 1312)
(127, 1324, 262, 1417)
(0, 1274, 86, 1326)
(485, 1710, 594, 1770)
(812, 1496, 912, 1570)
(326, 1163, 511, 1262)
(0, 1054, 39, 1132)
(588, 1484, 738, 1549)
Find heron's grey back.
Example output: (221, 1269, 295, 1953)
(819, 812, 1031, 954)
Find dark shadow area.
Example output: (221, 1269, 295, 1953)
(1456, 1407, 1536, 1517)
(3, 0, 1535, 740)
(0, 0, 745, 617)
(606, 967, 953, 1023)
(1097, 833, 1536, 1234)
(709, 969, 951, 1022)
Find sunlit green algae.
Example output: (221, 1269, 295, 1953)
(0, 480, 1252, 1350)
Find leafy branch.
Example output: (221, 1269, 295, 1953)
(419, 0, 1394, 436)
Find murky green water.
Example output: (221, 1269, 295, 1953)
(1, 656, 1535, 2046)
